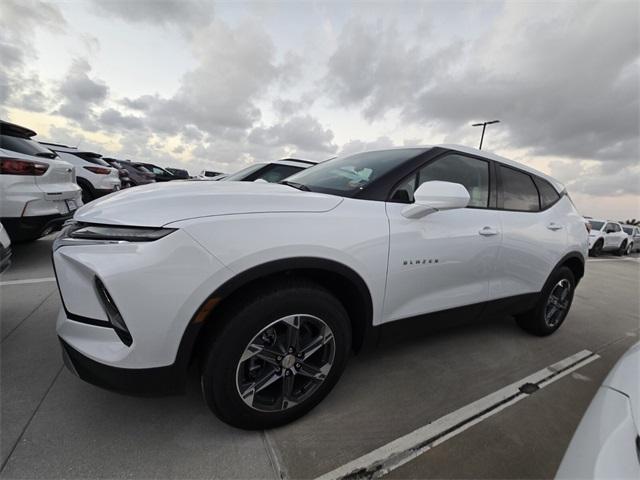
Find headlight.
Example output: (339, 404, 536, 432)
(67, 224, 175, 242)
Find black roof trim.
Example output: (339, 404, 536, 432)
(278, 158, 317, 165)
(0, 120, 37, 138)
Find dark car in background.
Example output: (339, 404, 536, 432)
(165, 167, 190, 179)
(102, 158, 131, 188)
(137, 163, 176, 182)
(116, 161, 155, 186)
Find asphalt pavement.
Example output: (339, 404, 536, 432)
(1, 234, 638, 479)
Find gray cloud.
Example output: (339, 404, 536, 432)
(98, 108, 145, 131)
(0, 0, 66, 112)
(56, 58, 109, 123)
(90, 0, 214, 32)
(248, 115, 336, 154)
(325, 2, 639, 195)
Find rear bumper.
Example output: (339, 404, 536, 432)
(1, 212, 73, 242)
(59, 337, 186, 395)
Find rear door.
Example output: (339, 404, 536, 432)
(493, 165, 566, 298)
(383, 153, 501, 322)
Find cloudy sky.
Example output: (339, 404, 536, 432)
(1, 0, 638, 219)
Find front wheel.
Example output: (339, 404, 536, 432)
(516, 266, 576, 336)
(589, 239, 603, 257)
(200, 280, 351, 430)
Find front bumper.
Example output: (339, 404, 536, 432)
(59, 337, 187, 395)
(53, 228, 232, 374)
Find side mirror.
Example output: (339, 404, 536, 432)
(401, 181, 470, 219)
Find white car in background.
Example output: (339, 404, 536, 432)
(586, 219, 629, 256)
(621, 225, 639, 254)
(0, 121, 82, 242)
(0, 222, 11, 273)
(40, 143, 121, 203)
(556, 342, 639, 479)
(221, 158, 318, 183)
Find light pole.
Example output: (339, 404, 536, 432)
(472, 120, 500, 150)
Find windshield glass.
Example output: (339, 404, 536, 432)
(589, 220, 604, 230)
(284, 148, 428, 197)
(223, 163, 266, 181)
(0, 135, 58, 158)
(622, 226, 633, 235)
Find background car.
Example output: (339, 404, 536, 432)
(222, 158, 317, 183)
(586, 219, 629, 256)
(41, 143, 121, 203)
(198, 169, 225, 179)
(165, 167, 190, 179)
(0, 222, 11, 273)
(102, 158, 132, 188)
(137, 162, 176, 182)
(111, 160, 156, 186)
(621, 224, 639, 254)
(0, 121, 82, 242)
(556, 342, 639, 479)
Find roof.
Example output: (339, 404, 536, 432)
(0, 120, 37, 138)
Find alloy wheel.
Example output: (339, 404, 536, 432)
(544, 279, 572, 327)
(235, 314, 336, 412)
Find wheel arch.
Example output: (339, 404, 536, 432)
(176, 257, 375, 371)
(554, 251, 585, 285)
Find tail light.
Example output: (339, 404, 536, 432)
(1, 157, 49, 176)
(83, 166, 111, 175)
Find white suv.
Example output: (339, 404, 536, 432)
(621, 225, 639, 254)
(1, 121, 82, 242)
(586, 219, 629, 256)
(53, 145, 587, 429)
(41, 143, 121, 203)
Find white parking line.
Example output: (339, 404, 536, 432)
(0, 277, 56, 286)
(315, 350, 599, 480)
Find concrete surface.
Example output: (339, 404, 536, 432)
(1, 233, 638, 479)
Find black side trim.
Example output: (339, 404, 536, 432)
(60, 339, 183, 396)
(552, 251, 586, 284)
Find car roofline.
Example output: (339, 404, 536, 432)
(0, 120, 37, 138)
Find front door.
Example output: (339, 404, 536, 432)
(382, 153, 501, 323)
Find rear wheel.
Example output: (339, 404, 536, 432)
(200, 280, 351, 430)
(77, 179, 95, 204)
(589, 239, 603, 257)
(616, 240, 627, 256)
(516, 266, 576, 336)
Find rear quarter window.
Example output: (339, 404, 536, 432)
(533, 177, 561, 209)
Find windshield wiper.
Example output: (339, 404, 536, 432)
(280, 180, 310, 191)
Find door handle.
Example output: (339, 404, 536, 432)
(479, 226, 499, 236)
(547, 223, 563, 231)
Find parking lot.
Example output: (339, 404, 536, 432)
(1, 236, 638, 479)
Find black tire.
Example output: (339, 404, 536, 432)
(615, 240, 627, 256)
(200, 279, 351, 430)
(77, 178, 95, 204)
(515, 266, 576, 336)
(589, 239, 603, 257)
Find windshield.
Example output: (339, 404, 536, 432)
(0, 135, 58, 159)
(223, 163, 266, 181)
(589, 220, 604, 230)
(622, 226, 633, 235)
(284, 148, 428, 197)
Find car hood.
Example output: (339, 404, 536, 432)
(73, 181, 343, 226)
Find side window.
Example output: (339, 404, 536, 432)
(500, 166, 540, 212)
(391, 154, 490, 207)
(533, 177, 561, 209)
(604, 223, 615, 233)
